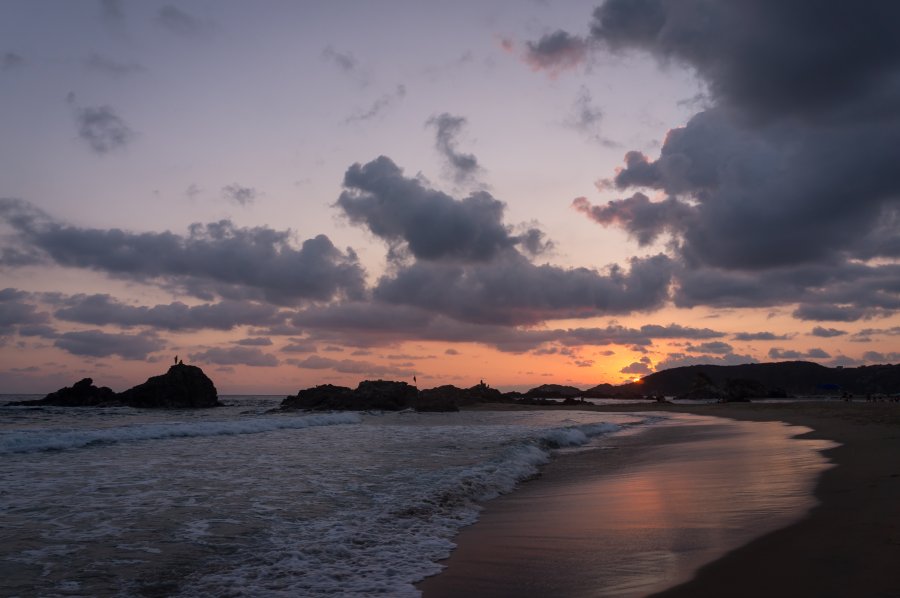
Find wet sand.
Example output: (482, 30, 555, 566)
(419, 402, 900, 598)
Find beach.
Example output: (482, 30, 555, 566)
(420, 401, 900, 597)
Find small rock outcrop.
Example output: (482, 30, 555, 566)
(9, 378, 117, 407)
(117, 364, 221, 408)
(280, 384, 353, 410)
(416, 382, 509, 411)
(11, 364, 220, 409)
(524, 384, 583, 399)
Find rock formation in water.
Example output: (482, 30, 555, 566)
(117, 363, 221, 408)
(281, 379, 512, 412)
(9, 378, 118, 407)
(11, 364, 220, 409)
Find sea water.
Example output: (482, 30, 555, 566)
(0, 396, 647, 597)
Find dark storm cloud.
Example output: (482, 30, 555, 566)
(673, 262, 899, 317)
(2, 51, 25, 70)
(586, 109, 900, 271)
(373, 251, 673, 325)
(53, 294, 282, 331)
(337, 156, 535, 262)
(68, 97, 135, 154)
(189, 346, 279, 367)
(426, 113, 481, 184)
(545, 1, 900, 316)
(0, 288, 49, 336)
(222, 184, 258, 206)
(791, 305, 867, 323)
(811, 326, 847, 338)
(0, 199, 366, 305)
(588, 1, 900, 123)
(344, 85, 406, 123)
(85, 54, 145, 78)
(54, 329, 164, 360)
(523, 30, 589, 76)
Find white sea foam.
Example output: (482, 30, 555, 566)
(179, 418, 626, 597)
(0, 412, 361, 454)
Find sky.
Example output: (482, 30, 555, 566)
(1, 0, 898, 394)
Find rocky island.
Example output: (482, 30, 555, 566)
(10, 363, 221, 409)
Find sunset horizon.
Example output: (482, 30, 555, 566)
(2, 1, 897, 396)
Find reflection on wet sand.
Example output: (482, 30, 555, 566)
(420, 414, 836, 597)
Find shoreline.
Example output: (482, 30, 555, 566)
(419, 402, 900, 597)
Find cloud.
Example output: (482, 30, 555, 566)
(0, 288, 49, 336)
(85, 54, 145, 78)
(189, 346, 279, 367)
(2, 52, 25, 70)
(621, 356, 652, 375)
(67, 96, 134, 154)
(322, 46, 358, 72)
(289, 355, 414, 377)
(863, 351, 900, 363)
(426, 113, 481, 184)
(810, 326, 847, 338)
(286, 301, 722, 353)
(768, 347, 831, 360)
(732, 331, 791, 341)
(336, 156, 539, 262)
(374, 250, 673, 326)
(553, 2, 900, 318)
(523, 30, 589, 76)
(222, 184, 258, 206)
(53, 294, 282, 331)
(792, 304, 867, 323)
(684, 341, 733, 355)
(235, 337, 272, 346)
(282, 339, 318, 353)
(656, 351, 757, 371)
(0, 199, 366, 306)
(54, 330, 164, 360)
(345, 85, 406, 123)
(566, 86, 615, 146)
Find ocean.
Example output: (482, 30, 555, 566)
(0, 397, 830, 597)
(0, 396, 649, 597)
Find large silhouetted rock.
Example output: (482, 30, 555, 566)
(9, 378, 117, 407)
(117, 364, 221, 408)
(11, 364, 220, 409)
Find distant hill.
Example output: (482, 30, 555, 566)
(605, 361, 900, 397)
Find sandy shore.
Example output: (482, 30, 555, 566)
(418, 401, 900, 597)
